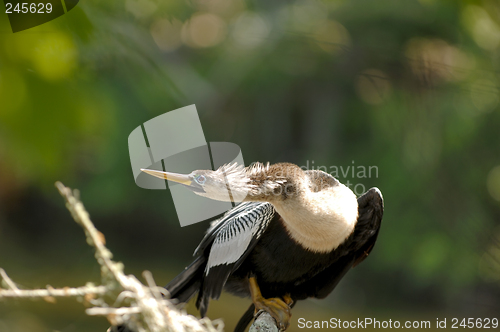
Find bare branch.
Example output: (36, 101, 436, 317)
(87, 306, 144, 316)
(55, 182, 122, 283)
(0, 282, 106, 299)
(0, 268, 20, 291)
(0, 182, 224, 332)
(249, 312, 279, 332)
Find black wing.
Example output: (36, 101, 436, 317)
(195, 201, 275, 316)
(296, 187, 384, 300)
(351, 187, 384, 267)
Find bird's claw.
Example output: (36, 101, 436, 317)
(249, 277, 292, 331)
(254, 296, 292, 331)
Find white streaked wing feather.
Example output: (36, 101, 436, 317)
(205, 203, 274, 274)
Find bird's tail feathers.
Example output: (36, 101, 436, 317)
(195, 264, 234, 316)
(234, 303, 255, 332)
(165, 255, 206, 303)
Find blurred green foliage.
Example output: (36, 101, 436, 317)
(0, 0, 499, 331)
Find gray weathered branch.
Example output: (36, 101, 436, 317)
(249, 312, 280, 332)
(0, 270, 106, 299)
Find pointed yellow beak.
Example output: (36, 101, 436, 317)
(140, 169, 192, 186)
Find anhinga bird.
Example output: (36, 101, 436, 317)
(140, 162, 383, 331)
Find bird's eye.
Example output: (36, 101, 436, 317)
(194, 175, 206, 185)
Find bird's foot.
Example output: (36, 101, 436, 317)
(282, 294, 293, 306)
(254, 296, 291, 331)
(248, 276, 292, 331)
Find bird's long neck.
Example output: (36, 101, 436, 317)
(271, 183, 358, 253)
(241, 164, 359, 253)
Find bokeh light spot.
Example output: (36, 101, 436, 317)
(232, 12, 271, 49)
(182, 12, 227, 48)
(32, 32, 77, 81)
(405, 38, 474, 83)
(314, 20, 350, 54)
(150, 19, 183, 52)
(462, 5, 500, 50)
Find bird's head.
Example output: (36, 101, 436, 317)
(140, 163, 252, 202)
(141, 162, 311, 203)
